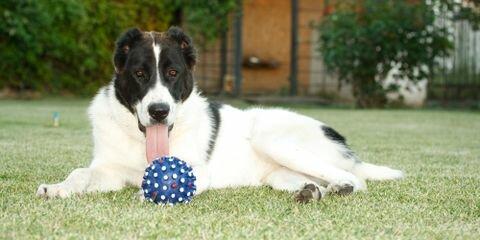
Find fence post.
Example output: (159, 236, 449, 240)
(233, 0, 243, 97)
(219, 29, 228, 94)
(289, 0, 299, 96)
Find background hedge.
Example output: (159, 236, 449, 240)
(0, 0, 236, 95)
(0, 0, 173, 95)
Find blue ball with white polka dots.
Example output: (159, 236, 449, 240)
(142, 156, 196, 205)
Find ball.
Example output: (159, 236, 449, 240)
(142, 156, 196, 205)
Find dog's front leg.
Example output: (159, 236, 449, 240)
(36, 164, 130, 198)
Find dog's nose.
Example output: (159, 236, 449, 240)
(148, 103, 170, 122)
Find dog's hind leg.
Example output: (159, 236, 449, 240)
(263, 167, 327, 203)
(255, 139, 366, 192)
(250, 109, 366, 193)
(251, 131, 365, 192)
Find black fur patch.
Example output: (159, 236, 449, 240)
(158, 28, 195, 102)
(113, 28, 156, 113)
(113, 27, 197, 113)
(138, 119, 146, 133)
(165, 26, 196, 69)
(321, 125, 346, 144)
(205, 101, 222, 161)
(322, 125, 361, 163)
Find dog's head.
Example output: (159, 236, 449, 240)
(113, 27, 196, 131)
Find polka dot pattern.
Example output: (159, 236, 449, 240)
(142, 156, 196, 205)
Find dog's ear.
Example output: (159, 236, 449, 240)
(113, 28, 143, 73)
(166, 26, 196, 69)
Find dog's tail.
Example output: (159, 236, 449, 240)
(352, 162, 404, 181)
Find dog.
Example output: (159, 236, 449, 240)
(36, 27, 404, 203)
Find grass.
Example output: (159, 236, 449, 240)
(1, 98, 479, 239)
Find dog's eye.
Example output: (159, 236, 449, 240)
(167, 69, 177, 77)
(135, 70, 144, 78)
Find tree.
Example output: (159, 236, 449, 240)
(0, 0, 172, 94)
(0, 0, 238, 95)
(316, 0, 480, 108)
(169, 0, 237, 47)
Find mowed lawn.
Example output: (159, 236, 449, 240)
(1, 98, 479, 239)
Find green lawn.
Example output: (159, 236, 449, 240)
(1, 99, 479, 239)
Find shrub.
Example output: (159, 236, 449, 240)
(316, 0, 479, 108)
(175, 0, 237, 46)
(0, 0, 171, 95)
(0, 0, 238, 95)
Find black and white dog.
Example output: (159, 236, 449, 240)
(37, 27, 403, 202)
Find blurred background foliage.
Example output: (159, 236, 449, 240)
(316, 0, 480, 107)
(172, 0, 237, 47)
(0, 0, 236, 95)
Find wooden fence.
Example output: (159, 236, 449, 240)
(431, 17, 480, 101)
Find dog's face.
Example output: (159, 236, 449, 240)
(113, 27, 196, 131)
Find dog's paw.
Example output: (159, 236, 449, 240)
(388, 169, 405, 180)
(329, 177, 366, 195)
(294, 183, 323, 203)
(36, 183, 72, 199)
(295, 189, 314, 203)
(329, 181, 354, 195)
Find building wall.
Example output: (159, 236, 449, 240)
(308, 27, 355, 101)
(194, 0, 327, 96)
(297, 0, 326, 96)
(241, 0, 292, 94)
(241, 0, 330, 95)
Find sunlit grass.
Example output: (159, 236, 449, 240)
(1, 98, 479, 239)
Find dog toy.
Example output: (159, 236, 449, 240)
(142, 156, 196, 204)
(142, 125, 196, 205)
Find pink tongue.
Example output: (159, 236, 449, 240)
(146, 125, 169, 164)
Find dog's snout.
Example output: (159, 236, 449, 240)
(148, 103, 170, 122)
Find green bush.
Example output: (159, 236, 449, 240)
(316, 0, 480, 108)
(176, 0, 237, 46)
(0, 0, 172, 95)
